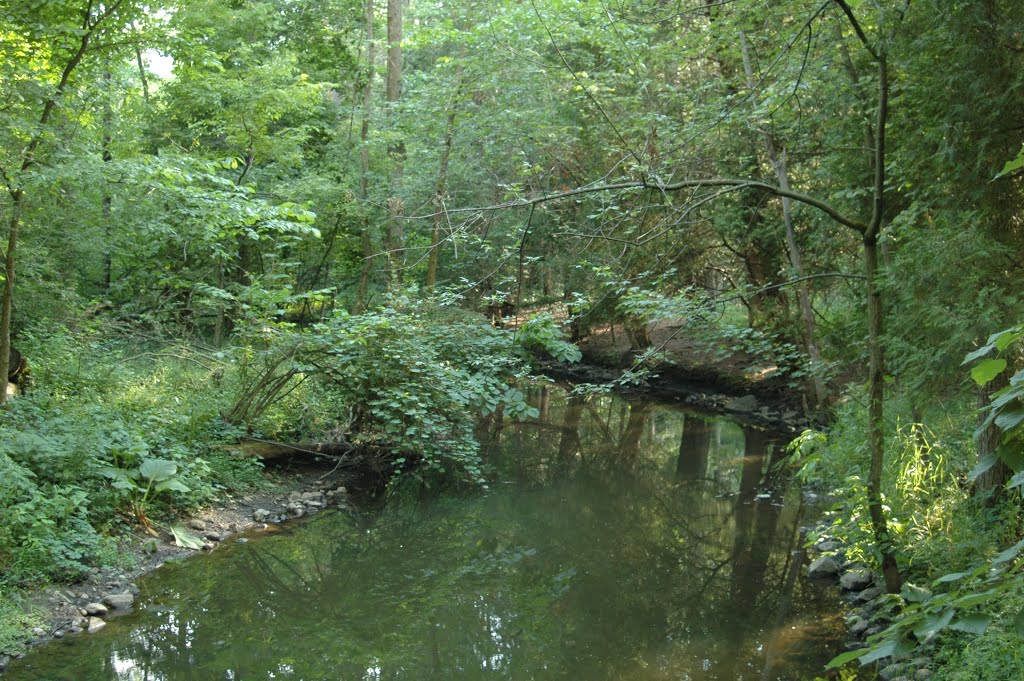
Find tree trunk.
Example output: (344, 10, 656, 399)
(426, 66, 462, 290)
(0, 194, 21, 404)
(864, 233, 901, 592)
(739, 32, 826, 409)
(384, 0, 405, 286)
(974, 369, 1012, 496)
(355, 0, 377, 312)
(102, 65, 114, 291)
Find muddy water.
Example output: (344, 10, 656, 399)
(4, 387, 844, 680)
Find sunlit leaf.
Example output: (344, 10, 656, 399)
(971, 358, 1007, 386)
(170, 524, 205, 550)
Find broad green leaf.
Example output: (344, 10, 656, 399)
(933, 572, 969, 585)
(170, 524, 205, 550)
(949, 614, 990, 635)
(967, 453, 998, 482)
(995, 408, 1024, 433)
(139, 458, 177, 483)
(825, 647, 865, 670)
(953, 589, 1000, 608)
(963, 344, 995, 365)
(993, 538, 1024, 565)
(996, 147, 1024, 178)
(971, 358, 1007, 386)
(993, 328, 1024, 351)
(913, 607, 954, 641)
(901, 582, 931, 603)
(1007, 471, 1024, 490)
(858, 639, 900, 665)
(155, 479, 191, 494)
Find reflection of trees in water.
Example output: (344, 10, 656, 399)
(13, 390, 835, 681)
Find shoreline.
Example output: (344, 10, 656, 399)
(0, 460, 354, 674)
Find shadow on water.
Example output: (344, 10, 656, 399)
(5, 385, 845, 681)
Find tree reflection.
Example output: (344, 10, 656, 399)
(4, 389, 842, 681)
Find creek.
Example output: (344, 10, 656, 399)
(4, 386, 844, 680)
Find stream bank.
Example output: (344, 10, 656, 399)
(0, 459, 357, 674)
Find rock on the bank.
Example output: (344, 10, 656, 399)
(253, 508, 271, 522)
(84, 602, 109, 616)
(807, 555, 842, 579)
(725, 395, 759, 412)
(102, 592, 135, 610)
(839, 568, 873, 591)
(855, 585, 886, 603)
(87, 617, 106, 633)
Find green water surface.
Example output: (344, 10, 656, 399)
(5, 388, 844, 680)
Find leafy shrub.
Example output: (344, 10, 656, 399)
(304, 302, 540, 483)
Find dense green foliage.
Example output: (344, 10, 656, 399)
(2, 0, 1024, 674)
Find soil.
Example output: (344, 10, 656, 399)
(0, 458, 361, 673)
(543, 321, 814, 433)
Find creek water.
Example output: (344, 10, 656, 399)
(5, 387, 845, 680)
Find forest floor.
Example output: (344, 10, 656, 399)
(0, 459, 354, 673)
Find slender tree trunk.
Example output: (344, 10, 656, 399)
(0, 194, 22, 400)
(355, 0, 377, 312)
(864, 234, 900, 592)
(0, 3, 103, 404)
(102, 66, 114, 290)
(384, 0, 405, 286)
(739, 32, 826, 409)
(426, 66, 462, 290)
(134, 44, 150, 102)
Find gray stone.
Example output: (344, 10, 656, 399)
(87, 617, 106, 634)
(856, 586, 887, 603)
(67, 626, 83, 635)
(31, 627, 46, 637)
(235, 538, 249, 544)
(204, 531, 223, 542)
(84, 602, 108, 616)
(253, 508, 271, 522)
(103, 592, 135, 610)
(816, 540, 840, 553)
(187, 519, 206, 531)
(300, 491, 322, 501)
(840, 569, 873, 591)
(850, 619, 870, 636)
(915, 670, 932, 680)
(726, 395, 759, 412)
(807, 555, 842, 579)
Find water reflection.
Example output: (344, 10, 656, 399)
(5, 387, 843, 681)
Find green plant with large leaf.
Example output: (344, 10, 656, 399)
(827, 537, 1024, 672)
(101, 458, 191, 538)
(963, 324, 1024, 487)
